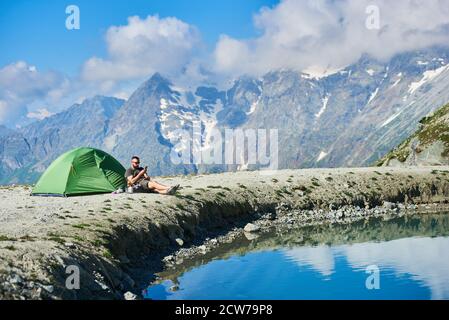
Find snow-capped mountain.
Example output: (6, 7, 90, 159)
(1, 46, 449, 184)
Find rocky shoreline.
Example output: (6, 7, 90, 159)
(161, 202, 449, 269)
(1, 166, 449, 299)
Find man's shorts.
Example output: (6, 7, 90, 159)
(138, 178, 151, 191)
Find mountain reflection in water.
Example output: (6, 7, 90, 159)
(144, 213, 449, 300)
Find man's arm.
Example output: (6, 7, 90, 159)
(127, 169, 146, 186)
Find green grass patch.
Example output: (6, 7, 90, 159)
(182, 194, 196, 200)
(48, 236, 65, 244)
(103, 249, 113, 259)
(175, 203, 185, 210)
(72, 223, 90, 230)
(0, 235, 16, 241)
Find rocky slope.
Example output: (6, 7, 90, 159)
(2, 47, 449, 184)
(0, 166, 449, 299)
(377, 102, 449, 166)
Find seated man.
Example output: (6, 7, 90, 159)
(125, 156, 179, 195)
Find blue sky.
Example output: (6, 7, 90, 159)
(1, 0, 448, 127)
(0, 0, 279, 75)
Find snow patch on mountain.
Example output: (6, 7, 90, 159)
(391, 76, 402, 88)
(199, 99, 223, 151)
(368, 88, 379, 104)
(317, 151, 328, 162)
(380, 101, 415, 128)
(302, 66, 344, 80)
(315, 96, 329, 119)
(409, 65, 449, 94)
(247, 94, 262, 116)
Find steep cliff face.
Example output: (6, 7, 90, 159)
(377, 102, 449, 167)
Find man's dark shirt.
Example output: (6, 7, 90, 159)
(125, 167, 144, 184)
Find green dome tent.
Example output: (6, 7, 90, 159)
(32, 147, 126, 196)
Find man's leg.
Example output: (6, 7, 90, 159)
(146, 180, 170, 194)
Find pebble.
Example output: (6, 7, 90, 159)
(95, 280, 109, 291)
(169, 285, 179, 292)
(244, 223, 260, 233)
(163, 255, 174, 263)
(175, 238, 184, 246)
(9, 274, 23, 285)
(41, 285, 54, 293)
(124, 291, 138, 300)
(383, 201, 397, 210)
(64, 242, 76, 248)
(118, 255, 131, 264)
(244, 232, 259, 241)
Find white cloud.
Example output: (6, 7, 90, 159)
(26, 108, 55, 120)
(0, 61, 69, 126)
(283, 246, 335, 277)
(213, 0, 449, 77)
(282, 237, 449, 299)
(341, 237, 449, 299)
(81, 15, 201, 83)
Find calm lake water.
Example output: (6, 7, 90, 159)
(144, 213, 449, 300)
